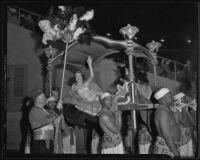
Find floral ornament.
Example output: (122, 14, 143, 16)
(38, 6, 94, 44)
(79, 9, 94, 21)
(73, 27, 86, 40)
(188, 99, 197, 111)
(68, 14, 78, 31)
(173, 101, 185, 112)
(42, 32, 54, 44)
(146, 40, 161, 53)
(58, 6, 66, 12)
(38, 20, 60, 44)
(116, 80, 129, 98)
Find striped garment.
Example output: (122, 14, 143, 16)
(180, 127, 194, 157)
(153, 136, 180, 157)
(102, 141, 124, 154)
(138, 127, 152, 154)
(62, 134, 76, 154)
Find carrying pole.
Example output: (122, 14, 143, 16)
(54, 42, 68, 153)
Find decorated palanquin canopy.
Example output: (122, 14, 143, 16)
(47, 35, 154, 67)
(39, 5, 155, 67)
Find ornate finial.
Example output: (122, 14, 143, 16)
(146, 40, 161, 53)
(119, 24, 139, 40)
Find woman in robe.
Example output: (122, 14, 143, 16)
(69, 56, 103, 116)
(67, 56, 103, 153)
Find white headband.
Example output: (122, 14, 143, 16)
(101, 92, 111, 100)
(174, 92, 185, 100)
(154, 88, 170, 100)
(47, 96, 57, 103)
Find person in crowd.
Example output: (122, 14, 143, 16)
(185, 84, 197, 155)
(68, 56, 103, 116)
(49, 92, 77, 154)
(160, 59, 166, 76)
(44, 96, 64, 153)
(183, 60, 192, 74)
(171, 92, 195, 157)
(23, 14, 34, 30)
(179, 59, 195, 86)
(48, 6, 54, 16)
(99, 92, 124, 154)
(29, 89, 61, 154)
(52, 90, 60, 100)
(91, 130, 100, 154)
(160, 60, 170, 77)
(57, 114, 77, 154)
(124, 114, 133, 154)
(81, 119, 103, 154)
(135, 77, 153, 154)
(23, 97, 34, 154)
(153, 88, 181, 157)
(45, 96, 58, 112)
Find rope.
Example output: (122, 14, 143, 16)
(54, 42, 68, 153)
(60, 42, 69, 100)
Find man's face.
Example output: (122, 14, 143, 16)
(161, 92, 173, 105)
(48, 101, 57, 109)
(103, 95, 112, 109)
(37, 93, 47, 106)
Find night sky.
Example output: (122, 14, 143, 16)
(11, 1, 198, 69)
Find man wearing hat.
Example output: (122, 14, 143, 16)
(99, 92, 124, 154)
(171, 92, 195, 157)
(153, 88, 181, 157)
(47, 96, 57, 109)
(45, 96, 62, 116)
(29, 89, 61, 154)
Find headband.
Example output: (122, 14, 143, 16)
(154, 88, 170, 100)
(47, 96, 57, 103)
(101, 92, 111, 100)
(174, 92, 185, 100)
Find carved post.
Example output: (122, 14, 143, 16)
(125, 40, 137, 132)
(120, 24, 139, 153)
(151, 54, 158, 86)
(47, 64, 54, 96)
(146, 41, 161, 86)
(44, 45, 57, 96)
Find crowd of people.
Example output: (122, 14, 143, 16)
(134, 57, 196, 83)
(23, 56, 196, 158)
(7, 6, 41, 32)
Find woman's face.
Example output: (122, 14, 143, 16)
(75, 72, 83, 84)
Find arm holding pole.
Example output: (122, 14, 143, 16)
(86, 56, 94, 84)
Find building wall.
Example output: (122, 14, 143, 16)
(7, 22, 43, 94)
(7, 22, 43, 151)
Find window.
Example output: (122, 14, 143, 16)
(7, 64, 28, 111)
(14, 68, 25, 103)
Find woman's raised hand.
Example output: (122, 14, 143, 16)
(56, 100, 63, 110)
(87, 56, 93, 65)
